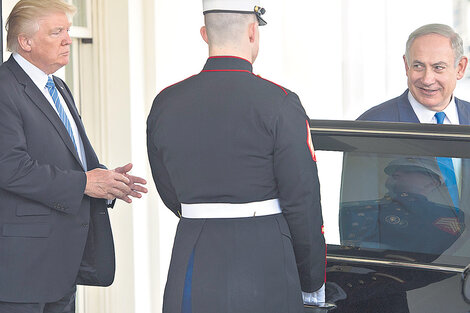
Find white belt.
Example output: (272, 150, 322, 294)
(181, 199, 281, 219)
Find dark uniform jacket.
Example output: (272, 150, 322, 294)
(340, 192, 465, 256)
(147, 56, 325, 312)
(0, 56, 115, 303)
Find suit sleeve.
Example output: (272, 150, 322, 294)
(147, 102, 181, 217)
(0, 84, 86, 214)
(273, 92, 326, 292)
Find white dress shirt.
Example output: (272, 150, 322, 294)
(408, 91, 461, 193)
(408, 91, 460, 125)
(13, 53, 87, 169)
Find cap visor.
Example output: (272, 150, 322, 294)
(257, 16, 267, 26)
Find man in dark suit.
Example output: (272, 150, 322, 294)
(147, 1, 326, 312)
(354, 24, 469, 313)
(358, 23, 469, 124)
(0, 1, 147, 312)
(357, 23, 470, 228)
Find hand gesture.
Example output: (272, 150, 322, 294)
(85, 163, 147, 203)
(113, 163, 148, 203)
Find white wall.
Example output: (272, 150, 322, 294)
(2, 0, 15, 61)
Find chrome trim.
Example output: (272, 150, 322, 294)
(309, 127, 470, 139)
(327, 255, 464, 273)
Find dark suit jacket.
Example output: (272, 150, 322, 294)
(0, 56, 115, 303)
(357, 89, 470, 124)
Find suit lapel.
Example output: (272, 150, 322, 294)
(54, 77, 99, 169)
(6, 57, 84, 169)
(456, 97, 470, 125)
(455, 98, 470, 212)
(397, 90, 420, 123)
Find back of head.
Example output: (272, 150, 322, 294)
(202, 0, 266, 51)
(6, 0, 76, 53)
(405, 23, 464, 67)
(204, 13, 257, 48)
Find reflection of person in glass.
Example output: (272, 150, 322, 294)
(341, 157, 465, 255)
(385, 158, 442, 198)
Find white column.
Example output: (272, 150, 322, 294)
(2, 0, 17, 61)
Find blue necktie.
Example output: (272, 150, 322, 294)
(45, 77, 78, 153)
(435, 112, 459, 211)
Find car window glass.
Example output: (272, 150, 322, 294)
(313, 121, 470, 267)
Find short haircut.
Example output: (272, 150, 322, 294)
(204, 13, 257, 47)
(6, 0, 76, 53)
(405, 23, 464, 67)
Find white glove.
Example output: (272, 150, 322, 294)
(302, 283, 325, 305)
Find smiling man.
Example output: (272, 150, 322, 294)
(0, 1, 147, 312)
(357, 24, 468, 225)
(354, 24, 469, 313)
(358, 23, 469, 123)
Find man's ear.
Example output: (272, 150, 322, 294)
(18, 34, 32, 52)
(457, 56, 468, 80)
(248, 22, 257, 43)
(200, 26, 209, 44)
(403, 55, 410, 74)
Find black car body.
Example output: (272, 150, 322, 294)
(306, 120, 470, 313)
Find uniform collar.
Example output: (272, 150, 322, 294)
(203, 56, 253, 72)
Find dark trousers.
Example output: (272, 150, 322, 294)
(164, 214, 305, 313)
(0, 286, 76, 313)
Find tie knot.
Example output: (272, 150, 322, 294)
(46, 76, 55, 89)
(435, 112, 446, 124)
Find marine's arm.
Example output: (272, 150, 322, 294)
(273, 92, 326, 293)
(147, 102, 181, 217)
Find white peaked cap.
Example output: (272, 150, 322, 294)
(203, 0, 261, 12)
(202, 0, 267, 25)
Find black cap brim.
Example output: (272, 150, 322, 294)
(257, 15, 267, 26)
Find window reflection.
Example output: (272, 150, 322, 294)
(338, 153, 466, 256)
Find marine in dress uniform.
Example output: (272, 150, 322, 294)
(146, 1, 326, 312)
